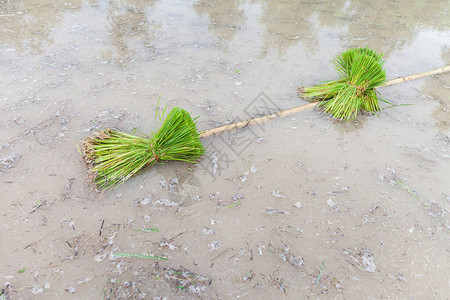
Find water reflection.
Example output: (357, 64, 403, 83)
(342, 0, 449, 55)
(1, 0, 448, 60)
(258, 0, 346, 54)
(193, 0, 246, 41)
(104, 0, 160, 66)
(256, 0, 449, 55)
(0, 0, 82, 54)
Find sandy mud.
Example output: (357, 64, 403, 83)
(0, 0, 449, 299)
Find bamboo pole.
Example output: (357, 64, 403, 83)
(200, 102, 318, 138)
(199, 65, 449, 138)
(381, 65, 450, 87)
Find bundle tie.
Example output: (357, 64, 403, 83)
(346, 81, 369, 97)
(146, 143, 161, 165)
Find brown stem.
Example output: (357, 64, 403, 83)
(200, 65, 449, 138)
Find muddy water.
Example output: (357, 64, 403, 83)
(1, 0, 449, 299)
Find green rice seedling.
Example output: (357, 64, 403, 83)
(83, 107, 205, 190)
(315, 261, 326, 288)
(301, 46, 387, 120)
(224, 201, 241, 209)
(135, 228, 160, 232)
(113, 252, 168, 260)
(395, 179, 420, 202)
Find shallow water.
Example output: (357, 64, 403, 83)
(1, 0, 449, 299)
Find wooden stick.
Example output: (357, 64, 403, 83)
(199, 65, 449, 138)
(200, 102, 318, 138)
(381, 65, 450, 87)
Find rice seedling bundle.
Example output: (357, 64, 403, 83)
(81, 50, 447, 190)
(83, 107, 205, 190)
(301, 46, 387, 120)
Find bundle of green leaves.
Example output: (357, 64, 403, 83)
(302, 47, 387, 120)
(83, 107, 205, 190)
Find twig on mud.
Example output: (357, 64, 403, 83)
(24, 242, 36, 250)
(276, 227, 300, 239)
(168, 231, 185, 242)
(99, 220, 105, 236)
(94, 244, 109, 256)
(30, 200, 47, 214)
(23, 234, 47, 251)
(211, 248, 233, 262)
(61, 178, 75, 201)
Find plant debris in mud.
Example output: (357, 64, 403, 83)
(342, 247, 377, 272)
(1, 282, 12, 300)
(100, 264, 211, 298)
(263, 207, 292, 215)
(241, 270, 254, 282)
(268, 243, 305, 268)
(267, 271, 287, 294)
(81, 106, 204, 190)
(163, 267, 212, 295)
(301, 46, 387, 120)
(0, 154, 20, 174)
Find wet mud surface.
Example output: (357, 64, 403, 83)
(0, 0, 449, 299)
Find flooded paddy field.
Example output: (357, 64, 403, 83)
(0, 0, 449, 299)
